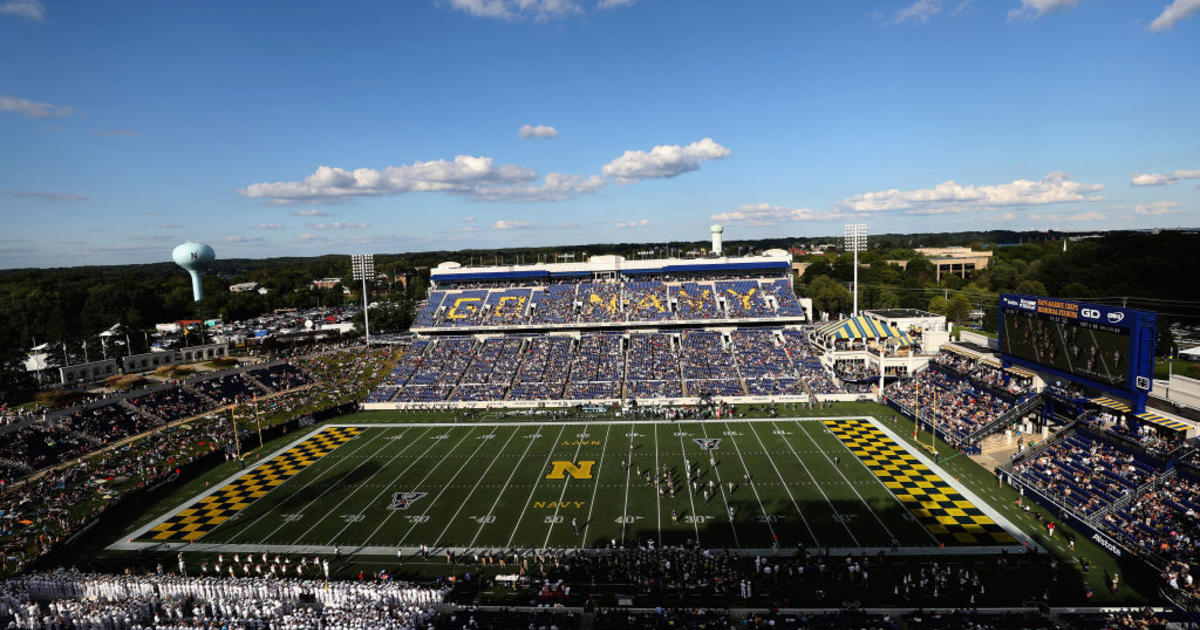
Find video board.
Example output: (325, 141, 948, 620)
(999, 294, 1156, 394)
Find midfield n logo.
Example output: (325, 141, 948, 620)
(388, 492, 427, 510)
(545, 460, 596, 480)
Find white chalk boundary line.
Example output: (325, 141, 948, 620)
(107, 416, 1036, 555)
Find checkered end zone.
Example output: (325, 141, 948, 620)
(146, 427, 363, 542)
(824, 419, 1015, 546)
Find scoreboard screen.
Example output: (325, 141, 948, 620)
(999, 295, 1156, 393)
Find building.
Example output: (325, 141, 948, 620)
(887, 247, 993, 281)
(311, 277, 342, 290)
(229, 281, 260, 293)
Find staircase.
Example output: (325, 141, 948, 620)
(0, 456, 33, 474)
(120, 399, 164, 426)
(966, 393, 1044, 444)
(1090, 468, 1175, 525)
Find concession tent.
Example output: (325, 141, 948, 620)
(815, 316, 918, 347)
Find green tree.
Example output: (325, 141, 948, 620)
(805, 276, 853, 318)
(928, 296, 949, 315)
(354, 299, 414, 335)
(946, 294, 972, 322)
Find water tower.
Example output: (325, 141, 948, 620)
(710, 224, 724, 256)
(172, 242, 216, 302)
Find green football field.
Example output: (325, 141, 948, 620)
(115, 417, 1026, 554)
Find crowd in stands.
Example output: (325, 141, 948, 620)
(374, 327, 853, 403)
(1103, 472, 1200, 566)
(414, 276, 805, 328)
(1011, 430, 1157, 516)
(884, 367, 1015, 443)
(1, 346, 393, 579)
(929, 351, 1032, 400)
(0, 570, 447, 629)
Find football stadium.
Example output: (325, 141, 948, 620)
(6, 1, 1200, 627)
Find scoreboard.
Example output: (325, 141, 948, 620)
(998, 294, 1156, 397)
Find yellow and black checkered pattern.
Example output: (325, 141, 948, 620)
(824, 419, 1015, 546)
(146, 427, 363, 542)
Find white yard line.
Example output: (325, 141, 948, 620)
(721, 421, 778, 544)
(348, 426, 482, 548)
(652, 422, 663, 543)
(283, 426, 432, 545)
(396, 425, 506, 548)
(431, 425, 523, 547)
(745, 422, 815, 546)
(505, 424, 569, 549)
(676, 432, 701, 543)
(578, 424, 613, 547)
(541, 427, 590, 548)
(619, 424, 636, 545)
(777, 420, 860, 545)
(792, 421, 911, 545)
(467, 424, 546, 549)
(697, 421, 740, 548)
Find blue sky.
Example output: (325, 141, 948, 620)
(2, 0, 1199, 268)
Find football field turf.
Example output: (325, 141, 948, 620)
(115, 417, 1027, 555)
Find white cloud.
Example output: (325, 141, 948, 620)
(449, 225, 480, 233)
(151, 223, 185, 229)
(1007, 0, 1076, 21)
(254, 223, 284, 230)
(1149, 0, 1200, 31)
(493, 220, 534, 230)
(616, 218, 653, 228)
(296, 234, 327, 242)
(601, 138, 731, 183)
(895, 0, 942, 24)
(597, 0, 638, 8)
(309, 221, 371, 230)
(13, 191, 87, 201)
(290, 209, 332, 217)
(839, 171, 1103, 213)
(446, 0, 581, 21)
(0, 95, 72, 118)
(460, 216, 477, 223)
(91, 129, 141, 137)
(519, 124, 558, 139)
(223, 235, 266, 244)
(242, 155, 602, 203)
(1134, 201, 1181, 215)
(710, 203, 842, 227)
(0, 0, 43, 20)
(1131, 168, 1200, 186)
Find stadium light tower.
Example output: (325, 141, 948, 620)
(351, 254, 375, 346)
(844, 224, 867, 316)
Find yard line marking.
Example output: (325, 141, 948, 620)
(697, 422, 740, 548)
(431, 425, 522, 547)
(619, 424, 635, 545)
(579, 424, 612, 547)
(505, 424, 568, 549)
(396, 424, 506, 548)
(795, 421, 915, 545)
(745, 422, 814, 546)
(468, 424, 545, 549)
(778, 420, 860, 546)
(283, 426, 432, 545)
(215, 426, 384, 543)
(722, 421, 778, 544)
(541, 427, 589, 548)
(676, 431, 701, 543)
(350, 426, 482, 549)
(652, 422, 662, 543)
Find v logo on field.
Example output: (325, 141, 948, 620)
(388, 492, 427, 510)
(695, 438, 721, 450)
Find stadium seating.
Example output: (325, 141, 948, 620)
(484, 288, 532, 325)
(1011, 430, 1158, 516)
(129, 387, 213, 422)
(884, 368, 1013, 442)
(674, 282, 720, 320)
(530, 284, 576, 324)
(717, 280, 772, 318)
(624, 280, 672, 321)
(732, 329, 807, 396)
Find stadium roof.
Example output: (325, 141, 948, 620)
(429, 254, 791, 283)
(1135, 410, 1191, 433)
